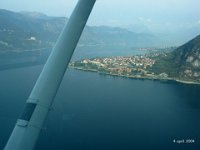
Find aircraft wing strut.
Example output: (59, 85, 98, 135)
(4, 0, 96, 149)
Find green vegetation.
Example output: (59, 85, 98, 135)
(148, 53, 179, 77)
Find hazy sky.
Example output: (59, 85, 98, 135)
(1, 0, 200, 27)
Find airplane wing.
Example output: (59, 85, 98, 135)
(4, 0, 96, 149)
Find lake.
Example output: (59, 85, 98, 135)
(0, 65, 200, 150)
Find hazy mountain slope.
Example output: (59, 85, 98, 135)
(173, 35, 200, 79)
(80, 26, 159, 47)
(0, 9, 160, 52)
(151, 34, 200, 81)
(0, 9, 66, 51)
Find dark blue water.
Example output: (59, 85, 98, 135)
(0, 65, 200, 150)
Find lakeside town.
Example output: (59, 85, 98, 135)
(69, 48, 200, 85)
(70, 52, 172, 81)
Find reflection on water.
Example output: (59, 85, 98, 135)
(0, 66, 200, 150)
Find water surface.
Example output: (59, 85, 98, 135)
(0, 65, 200, 150)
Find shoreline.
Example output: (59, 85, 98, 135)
(70, 66, 200, 85)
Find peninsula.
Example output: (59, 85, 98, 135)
(70, 35, 200, 85)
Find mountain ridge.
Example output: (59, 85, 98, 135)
(150, 34, 200, 82)
(174, 34, 200, 79)
(0, 9, 160, 52)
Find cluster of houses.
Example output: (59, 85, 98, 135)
(79, 56, 157, 76)
(81, 56, 155, 70)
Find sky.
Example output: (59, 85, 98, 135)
(0, 0, 200, 31)
(0, 0, 200, 25)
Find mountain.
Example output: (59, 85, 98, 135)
(151, 34, 200, 82)
(126, 19, 200, 46)
(173, 34, 200, 80)
(19, 11, 54, 20)
(0, 9, 66, 51)
(125, 23, 151, 34)
(80, 26, 159, 47)
(0, 9, 160, 52)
